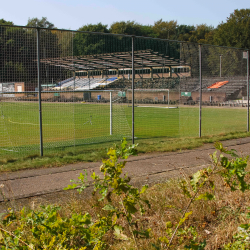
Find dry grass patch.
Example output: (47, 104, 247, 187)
(0, 141, 250, 249)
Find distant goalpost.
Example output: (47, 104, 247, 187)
(127, 89, 173, 108)
(74, 89, 130, 138)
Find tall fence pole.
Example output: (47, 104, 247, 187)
(247, 50, 249, 132)
(110, 91, 112, 135)
(220, 54, 222, 78)
(132, 36, 135, 144)
(199, 44, 202, 138)
(37, 28, 43, 156)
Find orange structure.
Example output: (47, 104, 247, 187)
(207, 81, 229, 89)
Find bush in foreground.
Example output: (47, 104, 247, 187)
(0, 139, 250, 249)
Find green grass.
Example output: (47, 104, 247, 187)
(0, 101, 249, 172)
(180, 106, 248, 137)
(0, 131, 249, 172)
(0, 102, 179, 154)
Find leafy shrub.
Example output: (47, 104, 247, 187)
(0, 140, 250, 249)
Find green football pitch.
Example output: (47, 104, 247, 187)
(0, 102, 248, 156)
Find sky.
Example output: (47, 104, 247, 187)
(0, 0, 249, 30)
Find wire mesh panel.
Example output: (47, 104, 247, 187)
(0, 26, 39, 158)
(127, 37, 180, 139)
(178, 43, 200, 137)
(0, 24, 249, 159)
(40, 31, 133, 154)
(201, 45, 248, 135)
(39, 29, 75, 152)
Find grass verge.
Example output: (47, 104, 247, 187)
(0, 131, 249, 173)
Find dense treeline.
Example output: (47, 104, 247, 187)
(76, 9, 250, 50)
(1, 8, 250, 48)
(0, 9, 249, 84)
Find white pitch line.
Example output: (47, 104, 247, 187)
(7, 118, 93, 126)
(137, 106, 177, 109)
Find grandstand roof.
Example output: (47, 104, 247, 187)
(41, 50, 187, 71)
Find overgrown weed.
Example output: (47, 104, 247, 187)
(1, 139, 250, 249)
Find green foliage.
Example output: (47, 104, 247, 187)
(1, 140, 250, 249)
(152, 19, 178, 39)
(64, 170, 89, 193)
(0, 19, 14, 26)
(110, 21, 156, 37)
(65, 138, 151, 248)
(185, 239, 206, 250)
(223, 208, 250, 249)
(188, 24, 214, 43)
(0, 205, 110, 249)
(175, 25, 195, 41)
(213, 8, 250, 49)
(214, 142, 249, 192)
(163, 142, 250, 249)
(73, 23, 110, 56)
(1, 139, 151, 249)
(26, 17, 56, 29)
(71, 138, 151, 246)
(0, 18, 61, 84)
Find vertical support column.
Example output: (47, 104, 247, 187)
(141, 58, 143, 84)
(168, 89, 169, 109)
(37, 28, 43, 156)
(123, 59, 125, 88)
(220, 54, 222, 78)
(247, 50, 249, 132)
(169, 66, 172, 78)
(162, 58, 165, 85)
(110, 91, 112, 135)
(132, 36, 135, 144)
(188, 66, 191, 77)
(73, 63, 76, 91)
(150, 67, 153, 79)
(88, 71, 90, 90)
(199, 44, 202, 138)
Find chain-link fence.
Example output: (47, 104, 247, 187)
(0, 25, 249, 158)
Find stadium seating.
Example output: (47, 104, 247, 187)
(54, 77, 119, 90)
(179, 76, 247, 101)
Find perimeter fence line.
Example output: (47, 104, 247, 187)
(0, 25, 249, 157)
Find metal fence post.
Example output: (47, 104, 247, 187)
(110, 91, 112, 135)
(247, 50, 249, 132)
(132, 36, 135, 144)
(37, 28, 43, 156)
(199, 44, 202, 138)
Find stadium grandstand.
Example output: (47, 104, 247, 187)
(53, 77, 119, 90)
(41, 50, 191, 91)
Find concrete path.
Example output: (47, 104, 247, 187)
(0, 137, 250, 208)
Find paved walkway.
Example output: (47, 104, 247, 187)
(0, 137, 250, 208)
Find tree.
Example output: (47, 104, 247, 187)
(110, 21, 156, 37)
(27, 17, 56, 29)
(152, 19, 178, 39)
(25, 17, 62, 84)
(78, 23, 109, 33)
(188, 24, 214, 44)
(0, 25, 34, 83)
(175, 25, 195, 41)
(0, 19, 14, 26)
(73, 23, 110, 55)
(212, 8, 250, 49)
